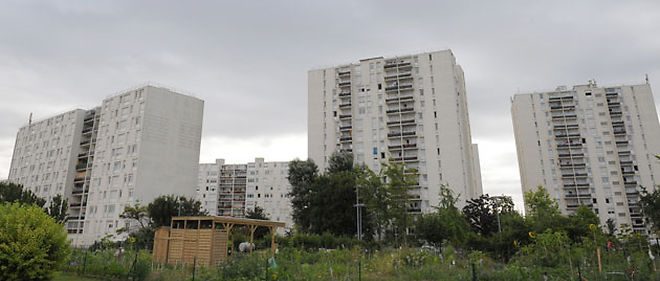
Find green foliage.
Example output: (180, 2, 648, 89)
(416, 185, 471, 246)
(0, 182, 46, 207)
(63, 248, 151, 281)
(463, 194, 514, 236)
(381, 161, 417, 245)
(147, 194, 207, 227)
(246, 206, 270, 239)
(287, 158, 319, 233)
(524, 186, 564, 233)
(46, 194, 68, 224)
(119, 202, 149, 230)
(0, 202, 70, 281)
(640, 186, 660, 234)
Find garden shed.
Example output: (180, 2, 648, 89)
(152, 216, 285, 267)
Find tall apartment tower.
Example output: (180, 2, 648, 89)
(8, 108, 91, 239)
(197, 158, 293, 231)
(7, 85, 204, 246)
(512, 81, 660, 233)
(308, 50, 482, 211)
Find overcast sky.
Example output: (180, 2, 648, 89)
(1, 0, 659, 209)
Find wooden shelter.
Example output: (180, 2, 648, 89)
(152, 216, 285, 267)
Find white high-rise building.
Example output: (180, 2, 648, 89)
(512, 81, 660, 233)
(197, 158, 293, 231)
(7, 85, 204, 246)
(308, 50, 482, 212)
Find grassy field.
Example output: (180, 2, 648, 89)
(53, 272, 103, 281)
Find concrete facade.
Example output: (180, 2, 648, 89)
(197, 158, 293, 231)
(512, 81, 660, 233)
(308, 50, 482, 212)
(7, 85, 204, 246)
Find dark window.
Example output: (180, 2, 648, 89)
(333, 111, 337, 117)
(585, 92, 592, 96)
(378, 83, 382, 90)
(429, 54, 432, 61)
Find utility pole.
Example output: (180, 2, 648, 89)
(355, 184, 364, 281)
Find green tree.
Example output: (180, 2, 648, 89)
(287, 158, 319, 233)
(640, 186, 660, 234)
(416, 185, 471, 246)
(119, 203, 149, 231)
(565, 205, 600, 242)
(524, 185, 563, 233)
(45, 194, 68, 224)
(462, 194, 514, 236)
(246, 206, 270, 239)
(382, 161, 417, 246)
(0, 203, 70, 281)
(308, 168, 358, 236)
(0, 182, 46, 207)
(147, 195, 207, 227)
(356, 164, 389, 240)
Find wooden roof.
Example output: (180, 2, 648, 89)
(171, 216, 285, 228)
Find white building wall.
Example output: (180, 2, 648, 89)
(308, 50, 482, 211)
(82, 86, 203, 245)
(245, 158, 293, 232)
(512, 82, 660, 233)
(8, 109, 86, 201)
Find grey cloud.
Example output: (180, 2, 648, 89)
(1, 1, 660, 203)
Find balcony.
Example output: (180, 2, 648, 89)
(338, 81, 351, 87)
(609, 111, 622, 116)
(557, 142, 582, 148)
(337, 70, 350, 76)
(384, 72, 412, 81)
(82, 127, 93, 134)
(339, 125, 352, 131)
(552, 113, 577, 120)
(559, 162, 586, 167)
(385, 95, 414, 103)
(80, 140, 91, 146)
(339, 136, 352, 142)
(339, 114, 352, 119)
(388, 143, 417, 150)
(387, 119, 415, 126)
(69, 202, 87, 207)
(71, 188, 89, 195)
(339, 103, 352, 108)
(387, 131, 416, 138)
(73, 176, 89, 182)
(338, 91, 351, 97)
(561, 172, 588, 178)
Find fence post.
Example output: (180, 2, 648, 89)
(472, 263, 477, 281)
(192, 256, 196, 281)
(82, 248, 88, 275)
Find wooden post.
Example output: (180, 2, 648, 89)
(269, 226, 277, 257)
(249, 225, 257, 253)
(182, 219, 187, 264)
(224, 223, 234, 259)
(597, 248, 602, 273)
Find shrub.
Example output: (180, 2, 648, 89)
(0, 202, 70, 281)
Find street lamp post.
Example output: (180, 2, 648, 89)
(355, 184, 364, 281)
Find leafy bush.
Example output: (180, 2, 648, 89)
(0, 202, 70, 281)
(62, 248, 151, 281)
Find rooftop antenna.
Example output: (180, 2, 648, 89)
(28, 112, 33, 126)
(645, 74, 649, 84)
